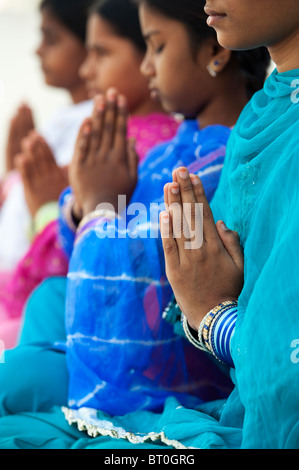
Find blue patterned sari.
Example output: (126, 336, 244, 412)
(59, 120, 232, 416)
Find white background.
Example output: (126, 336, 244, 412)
(0, 0, 70, 175)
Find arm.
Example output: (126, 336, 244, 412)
(57, 187, 79, 260)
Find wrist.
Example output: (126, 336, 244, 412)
(82, 199, 104, 218)
(72, 201, 83, 225)
(82, 197, 119, 218)
(189, 297, 239, 331)
(182, 300, 238, 368)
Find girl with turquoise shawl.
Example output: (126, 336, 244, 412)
(0, 0, 270, 449)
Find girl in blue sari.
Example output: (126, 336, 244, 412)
(0, 0, 270, 448)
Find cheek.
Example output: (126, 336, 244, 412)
(43, 50, 81, 87)
(92, 61, 120, 91)
(158, 60, 188, 97)
(96, 58, 145, 95)
(158, 66, 200, 115)
(42, 47, 68, 72)
(66, 45, 86, 69)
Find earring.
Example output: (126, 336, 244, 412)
(207, 63, 217, 78)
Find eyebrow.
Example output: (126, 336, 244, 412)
(41, 26, 60, 35)
(143, 30, 161, 42)
(87, 44, 108, 53)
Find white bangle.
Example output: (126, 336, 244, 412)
(77, 209, 118, 233)
(62, 194, 79, 232)
(181, 314, 208, 352)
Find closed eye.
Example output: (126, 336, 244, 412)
(155, 44, 165, 54)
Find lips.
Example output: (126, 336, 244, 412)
(149, 85, 160, 101)
(204, 5, 227, 26)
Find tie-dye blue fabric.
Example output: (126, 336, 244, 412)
(58, 120, 233, 416)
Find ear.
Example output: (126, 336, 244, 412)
(201, 39, 232, 77)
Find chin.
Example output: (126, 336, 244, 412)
(215, 30, 262, 51)
(161, 100, 186, 117)
(42, 74, 59, 88)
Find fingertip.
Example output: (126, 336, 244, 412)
(94, 94, 105, 112)
(80, 117, 91, 130)
(164, 182, 171, 193)
(170, 182, 180, 195)
(106, 87, 118, 102)
(217, 220, 230, 232)
(82, 119, 92, 136)
(160, 210, 170, 224)
(117, 94, 127, 110)
(190, 173, 201, 186)
(160, 211, 171, 238)
(177, 167, 189, 180)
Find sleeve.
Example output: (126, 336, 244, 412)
(29, 201, 59, 240)
(57, 187, 78, 260)
(0, 219, 68, 325)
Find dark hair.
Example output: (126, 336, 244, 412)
(40, 0, 94, 43)
(135, 0, 270, 97)
(89, 0, 146, 53)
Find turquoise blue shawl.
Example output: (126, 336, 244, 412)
(64, 68, 299, 449)
(210, 67, 299, 448)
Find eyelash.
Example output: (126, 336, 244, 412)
(155, 44, 165, 54)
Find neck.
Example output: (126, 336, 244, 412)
(269, 28, 299, 73)
(196, 77, 249, 129)
(130, 96, 168, 117)
(69, 81, 89, 104)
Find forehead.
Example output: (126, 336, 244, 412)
(40, 8, 66, 33)
(139, 3, 187, 41)
(86, 14, 119, 44)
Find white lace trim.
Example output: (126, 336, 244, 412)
(62, 407, 191, 449)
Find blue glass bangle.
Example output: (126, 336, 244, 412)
(210, 307, 237, 368)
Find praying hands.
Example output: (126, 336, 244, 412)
(160, 167, 244, 331)
(68, 88, 139, 219)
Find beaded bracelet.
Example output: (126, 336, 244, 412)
(181, 300, 238, 366)
(201, 301, 237, 352)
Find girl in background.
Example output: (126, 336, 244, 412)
(0, 0, 94, 273)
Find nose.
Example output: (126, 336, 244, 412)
(35, 41, 44, 57)
(140, 50, 155, 79)
(79, 54, 94, 81)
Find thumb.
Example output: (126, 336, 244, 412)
(216, 220, 244, 271)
